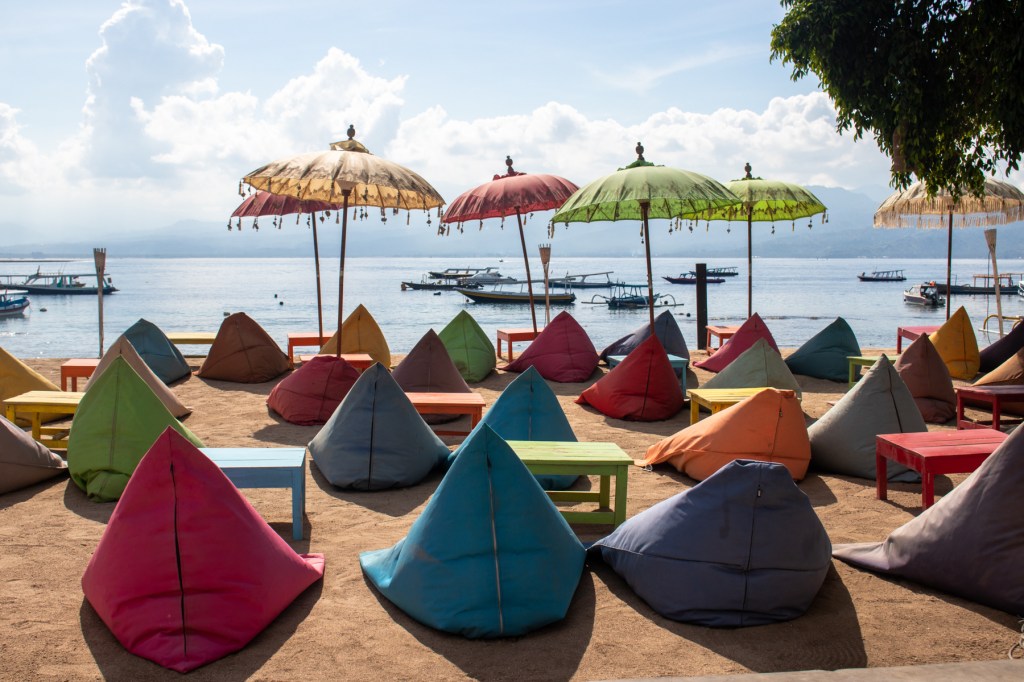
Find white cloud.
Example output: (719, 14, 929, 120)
(590, 44, 762, 94)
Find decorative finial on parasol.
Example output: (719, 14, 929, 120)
(347, 124, 356, 140)
(330, 125, 370, 153)
(744, 162, 753, 179)
(506, 155, 515, 174)
(636, 142, 645, 162)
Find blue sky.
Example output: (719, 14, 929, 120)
(2, 1, 1011, 244)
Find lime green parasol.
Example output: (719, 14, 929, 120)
(704, 163, 827, 317)
(551, 143, 741, 326)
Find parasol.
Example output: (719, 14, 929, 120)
(442, 156, 579, 332)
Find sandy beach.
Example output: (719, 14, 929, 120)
(0, 349, 1019, 681)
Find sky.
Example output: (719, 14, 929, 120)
(1, 0, 1016, 245)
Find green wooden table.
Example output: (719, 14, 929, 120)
(847, 355, 882, 387)
(506, 440, 632, 527)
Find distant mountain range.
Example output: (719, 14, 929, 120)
(4, 185, 1024, 259)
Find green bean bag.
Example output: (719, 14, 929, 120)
(785, 317, 861, 383)
(438, 310, 496, 383)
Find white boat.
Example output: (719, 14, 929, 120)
(904, 282, 944, 306)
(0, 289, 30, 317)
(458, 270, 518, 286)
(0, 269, 117, 295)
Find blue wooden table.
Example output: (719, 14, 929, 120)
(201, 447, 306, 541)
(606, 353, 688, 395)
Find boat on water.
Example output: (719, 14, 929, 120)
(401, 276, 481, 291)
(456, 281, 576, 305)
(858, 269, 906, 282)
(662, 272, 725, 284)
(427, 266, 502, 281)
(904, 282, 944, 307)
(458, 270, 519, 286)
(942, 273, 1021, 296)
(707, 266, 739, 277)
(0, 269, 118, 295)
(587, 283, 680, 310)
(0, 289, 30, 317)
(548, 271, 618, 289)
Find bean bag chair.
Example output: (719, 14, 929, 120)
(808, 355, 923, 481)
(0, 345, 62, 424)
(308, 363, 449, 490)
(970, 347, 1024, 415)
(893, 334, 956, 423)
(641, 388, 810, 481)
(319, 304, 391, 368)
(834, 425, 1024, 615)
(599, 309, 689, 368)
(67, 357, 204, 502)
(392, 329, 472, 424)
(266, 355, 360, 425)
(438, 310, 496, 383)
(784, 317, 861, 382)
(694, 313, 778, 373)
(360, 425, 585, 638)
(82, 428, 324, 673)
(927, 306, 980, 380)
(979, 320, 1024, 373)
(0, 415, 67, 494)
(447, 366, 578, 490)
(703, 338, 802, 398)
(123, 318, 191, 384)
(90, 334, 191, 418)
(197, 312, 289, 383)
(504, 311, 598, 383)
(576, 335, 684, 421)
(591, 460, 831, 627)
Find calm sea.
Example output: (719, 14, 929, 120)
(3, 256, 1023, 359)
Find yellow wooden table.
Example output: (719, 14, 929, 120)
(166, 332, 217, 346)
(3, 390, 85, 449)
(506, 440, 632, 527)
(847, 355, 882, 387)
(687, 387, 773, 424)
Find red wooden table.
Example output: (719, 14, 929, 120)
(286, 331, 332, 368)
(60, 358, 100, 391)
(956, 385, 1024, 430)
(895, 325, 940, 353)
(405, 392, 486, 437)
(705, 325, 740, 354)
(297, 353, 375, 371)
(496, 328, 540, 362)
(875, 430, 1006, 508)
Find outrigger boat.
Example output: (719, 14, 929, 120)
(858, 269, 906, 282)
(904, 282, 944, 307)
(427, 266, 503, 280)
(0, 289, 30, 317)
(0, 269, 117, 295)
(662, 272, 725, 284)
(586, 282, 681, 310)
(942, 273, 1022, 296)
(707, 266, 739, 277)
(456, 281, 576, 304)
(548, 271, 618, 289)
(401, 276, 482, 291)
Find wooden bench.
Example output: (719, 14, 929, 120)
(201, 447, 306, 541)
(896, 325, 939, 353)
(496, 327, 540, 362)
(287, 331, 333, 368)
(166, 332, 217, 346)
(955, 385, 1024, 430)
(875, 430, 1006, 508)
(705, 324, 740, 354)
(506, 440, 632, 527)
(607, 353, 688, 394)
(297, 353, 375, 371)
(2, 390, 84, 449)
(405, 392, 486, 436)
(60, 358, 101, 391)
(687, 387, 777, 424)
(847, 355, 882, 388)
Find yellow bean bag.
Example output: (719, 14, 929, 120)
(928, 306, 980, 380)
(0, 346, 62, 424)
(319, 304, 391, 368)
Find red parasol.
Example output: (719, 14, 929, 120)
(442, 157, 579, 332)
(230, 190, 342, 338)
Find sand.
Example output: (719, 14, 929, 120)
(0, 350, 1019, 681)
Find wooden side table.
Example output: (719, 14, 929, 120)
(705, 325, 740, 354)
(496, 327, 540, 362)
(896, 325, 940, 353)
(687, 387, 776, 424)
(875, 430, 1006, 508)
(287, 331, 333, 368)
(847, 355, 882, 388)
(166, 332, 217, 346)
(60, 358, 101, 391)
(405, 392, 486, 436)
(297, 353, 375, 371)
(2, 390, 85, 449)
(955, 385, 1024, 430)
(506, 440, 632, 527)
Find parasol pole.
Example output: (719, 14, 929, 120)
(336, 189, 351, 357)
(946, 210, 953, 320)
(985, 228, 1003, 336)
(515, 207, 538, 333)
(747, 206, 754, 318)
(93, 248, 106, 358)
(641, 201, 655, 328)
(311, 213, 324, 340)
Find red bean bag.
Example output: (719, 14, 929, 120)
(81, 428, 325, 673)
(266, 355, 361, 425)
(576, 335, 684, 421)
(694, 313, 778, 374)
(504, 311, 599, 383)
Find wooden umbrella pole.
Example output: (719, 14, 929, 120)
(311, 213, 324, 339)
(747, 207, 753, 318)
(336, 190, 351, 357)
(516, 208, 538, 333)
(642, 202, 655, 328)
(946, 210, 953, 320)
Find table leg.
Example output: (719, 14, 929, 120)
(4, 406, 14, 423)
(896, 331, 903, 353)
(956, 392, 966, 430)
(470, 409, 481, 429)
(288, 341, 296, 368)
(72, 377, 79, 391)
(848, 361, 856, 389)
(876, 452, 888, 501)
(613, 465, 628, 527)
(599, 474, 610, 510)
(31, 414, 42, 441)
(690, 400, 700, 425)
(706, 329, 712, 353)
(922, 471, 935, 509)
(61, 373, 68, 391)
(291, 464, 304, 541)
(992, 396, 1001, 431)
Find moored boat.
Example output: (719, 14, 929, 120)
(707, 266, 739, 277)
(904, 282, 944, 306)
(858, 269, 906, 282)
(943, 273, 1021, 296)
(456, 283, 575, 304)
(2, 270, 117, 295)
(548, 271, 618, 289)
(427, 266, 502, 281)
(587, 283, 680, 309)
(401, 276, 481, 291)
(0, 289, 30, 317)
(662, 273, 725, 284)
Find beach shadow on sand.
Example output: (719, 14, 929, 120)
(363, 570, 597, 682)
(80, 581, 324, 680)
(591, 561, 869, 673)
(308, 458, 439, 517)
(0, 473, 69, 512)
(62, 480, 115, 524)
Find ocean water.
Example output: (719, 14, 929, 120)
(3, 256, 1023, 359)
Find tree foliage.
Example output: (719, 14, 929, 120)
(770, 0, 1024, 198)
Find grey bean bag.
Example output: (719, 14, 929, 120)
(703, 337, 802, 398)
(0, 415, 67, 494)
(600, 310, 689, 367)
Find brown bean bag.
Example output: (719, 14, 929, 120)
(392, 329, 471, 424)
(91, 335, 191, 418)
(0, 415, 67, 494)
(893, 334, 956, 423)
(198, 313, 289, 383)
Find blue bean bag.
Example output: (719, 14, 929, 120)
(785, 317, 861, 383)
(123, 318, 191, 384)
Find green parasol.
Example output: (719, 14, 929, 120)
(551, 143, 741, 326)
(704, 163, 827, 317)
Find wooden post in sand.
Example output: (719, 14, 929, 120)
(985, 229, 1003, 336)
(93, 248, 106, 358)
